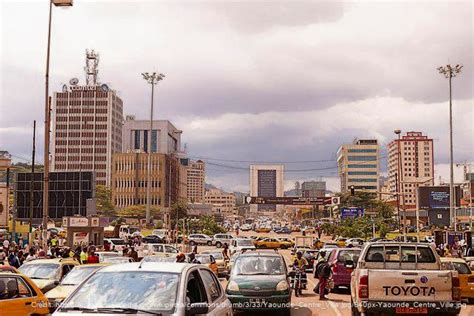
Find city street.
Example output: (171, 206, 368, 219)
(207, 231, 474, 316)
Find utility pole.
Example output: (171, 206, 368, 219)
(457, 162, 472, 231)
(438, 64, 463, 231)
(141, 72, 165, 224)
(394, 129, 406, 241)
(30, 121, 36, 243)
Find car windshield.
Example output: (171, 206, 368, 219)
(205, 252, 224, 260)
(337, 250, 361, 263)
(61, 271, 179, 313)
(237, 240, 254, 246)
(19, 263, 59, 279)
(61, 266, 101, 286)
(453, 262, 471, 274)
(103, 257, 131, 264)
(234, 256, 285, 275)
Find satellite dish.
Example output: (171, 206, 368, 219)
(69, 78, 79, 86)
(62, 84, 68, 92)
(100, 84, 109, 92)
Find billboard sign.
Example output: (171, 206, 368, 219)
(418, 186, 461, 210)
(341, 207, 364, 219)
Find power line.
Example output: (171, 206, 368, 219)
(188, 155, 336, 164)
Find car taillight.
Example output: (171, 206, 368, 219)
(468, 276, 474, 284)
(358, 275, 369, 299)
(452, 277, 461, 301)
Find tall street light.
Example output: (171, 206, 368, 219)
(141, 72, 165, 224)
(394, 129, 406, 241)
(438, 64, 463, 231)
(43, 0, 73, 249)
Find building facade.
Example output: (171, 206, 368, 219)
(301, 181, 326, 197)
(337, 139, 380, 193)
(122, 116, 182, 155)
(250, 164, 284, 213)
(186, 160, 205, 203)
(388, 132, 434, 209)
(111, 152, 179, 209)
(205, 189, 236, 217)
(51, 85, 123, 187)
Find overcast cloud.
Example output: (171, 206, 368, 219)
(1, 0, 472, 192)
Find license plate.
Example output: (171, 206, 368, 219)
(249, 298, 266, 304)
(396, 307, 428, 314)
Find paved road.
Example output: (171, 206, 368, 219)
(207, 230, 474, 315)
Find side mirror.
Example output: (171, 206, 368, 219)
(54, 280, 60, 286)
(187, 302, 209, 315)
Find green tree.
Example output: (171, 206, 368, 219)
(116, 205, 160, 218)
(170, 201, 188, 228)
(96, 185, 116, 216)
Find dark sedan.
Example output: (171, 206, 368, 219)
(142, 234, 164, 244)
(226, 251, 291, 315)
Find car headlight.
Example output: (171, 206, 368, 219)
(227, 281, 240, 292)
(276, 280, 289, 291)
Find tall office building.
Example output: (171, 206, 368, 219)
(388, 131, 434, 208)
(301, 181, 326, 197)
(51, 50, 123, 186)
(187, 160, 205, 203)
(250, 165, 284, 213)
(337, 139, 380, 193)
(122, 116, 182, 154)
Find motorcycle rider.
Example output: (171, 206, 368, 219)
(292, 251, 308, 291)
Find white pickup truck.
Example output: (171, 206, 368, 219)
(351, 242, 462, 316)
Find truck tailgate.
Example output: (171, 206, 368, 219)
(368, 270, 453, 302)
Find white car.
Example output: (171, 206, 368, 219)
(345, 238, 365, 248)
(140, 243, 179, 257)
(152, 229, 169, 242)
(229, 238, 256, 254)
(53, 262, 233, 316)
(104, 238, 126, 252)
(212, 234, 234, 248)
(240, 224, 252, 231)
(188, 234, 213, 246)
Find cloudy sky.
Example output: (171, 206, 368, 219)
(1, 0, 473, 192)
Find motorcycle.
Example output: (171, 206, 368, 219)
(289, 266, 307, 297)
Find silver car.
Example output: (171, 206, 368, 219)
(53, 262, 233, 315)
(212, 234, 234, 248)
(188, 233, 213, 246)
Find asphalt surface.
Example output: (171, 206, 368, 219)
(204, 230, 474, 316)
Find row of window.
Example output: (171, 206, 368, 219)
(347, 171, 377, 175)
(115, 197, 161, 207)
(347, 164, 377, 168)
(347, 156, 377, 161)
(348, 178, 378, 183)
(347, 185, 377, 190)
(348, 149, 377, 153)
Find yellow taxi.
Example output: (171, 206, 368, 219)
(45, 263, 109, 312)
(255, 238, 290, 249)
(0, 271, 49, 316)
(18, 258, 80, 293)
(440, 257, 474, 303)
(255, 226, 271, 233)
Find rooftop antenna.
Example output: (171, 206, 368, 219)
(84, 49, 99, 86)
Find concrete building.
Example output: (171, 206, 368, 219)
(205, 188, 236, 218)
(187, 160, 205, 203)
(51, 80, 123, 186)
(301, 181, 326, 197)
(250, 164, 284, 213)
(111, 152, 179, 209)
(122, 116, 182, 154)
(337, 139, 380, 193)
(388, 131, 434, 209)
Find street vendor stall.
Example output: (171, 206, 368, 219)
(63, 216, 107, 247)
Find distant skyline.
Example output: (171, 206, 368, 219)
(1, 1, 472, 192)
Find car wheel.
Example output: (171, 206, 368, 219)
(468, 298, 474, 304)
(216, 242, 222, 248)
(207, 241, 212, 246)
(279, 307, 291, 316)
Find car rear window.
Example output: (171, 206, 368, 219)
(337, 250, 360, 263)
(365, 246, 436, 263)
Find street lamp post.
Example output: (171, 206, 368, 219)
(42, 0, 73, 250)
(141, 72, 165, 225)
(438, 64, 463, 231)
(394, 129, 406, 241)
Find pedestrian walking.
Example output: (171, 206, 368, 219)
(222, 243, 230, 260)
(314, 251, 332, 300)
